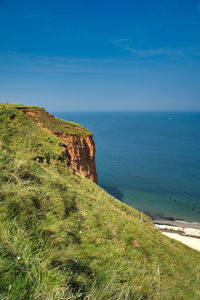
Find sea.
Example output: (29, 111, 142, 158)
(54, 111, 200, 223)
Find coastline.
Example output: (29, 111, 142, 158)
(152, 218, 200, 230)
(152, 218, 200, 252)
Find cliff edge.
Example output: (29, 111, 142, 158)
(17, 105, 98, 183)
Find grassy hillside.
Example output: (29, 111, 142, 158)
(0, 104, 200, 300)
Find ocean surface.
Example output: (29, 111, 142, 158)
(54, 111, 200, 222)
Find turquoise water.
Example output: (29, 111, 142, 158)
(54, 112, 200, 222)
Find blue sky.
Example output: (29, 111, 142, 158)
(0, 0, 200, 111)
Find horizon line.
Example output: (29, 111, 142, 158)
(51, 110, 200, 113)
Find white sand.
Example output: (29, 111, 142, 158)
(155, 224, 200, 252)
(155, 224, 200, 238)
(162, 232, 200, 252)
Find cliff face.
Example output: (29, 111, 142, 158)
(19, 107, 98, 183)
(56, 133, 98, 183)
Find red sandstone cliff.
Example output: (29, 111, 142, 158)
(56, 133, 98, 183)
(20, 107, 98, 183)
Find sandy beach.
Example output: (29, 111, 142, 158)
(154, 220, 200, 252)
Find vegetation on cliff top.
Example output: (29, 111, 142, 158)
(0, 103, 92, 137)
(0, 104, 200, 300)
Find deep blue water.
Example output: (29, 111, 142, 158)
(54, 111, 200, 222)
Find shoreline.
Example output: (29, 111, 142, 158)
(152, 218, 200, 252)
(144, 210, 200, 229)
(152, 218, 200, 230)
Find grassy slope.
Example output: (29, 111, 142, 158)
(0, 104, 200, 300)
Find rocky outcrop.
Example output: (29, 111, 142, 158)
(57, 133, 98, 183)
(19, 107, 98, 183)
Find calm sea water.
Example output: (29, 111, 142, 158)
(54, 111, 200, 222)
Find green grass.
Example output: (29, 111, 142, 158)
(0, 103, 200, 299)
(0, 103, 92, 136)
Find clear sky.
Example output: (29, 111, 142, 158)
(0, 0, 200, 111)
